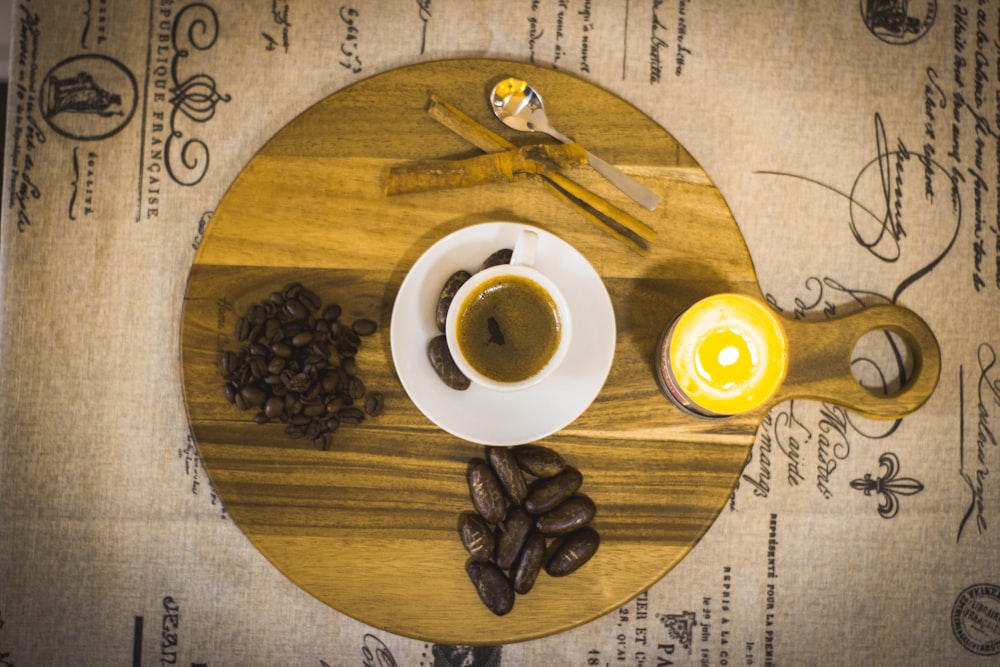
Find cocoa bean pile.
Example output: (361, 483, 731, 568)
(460, 444, 600, 615)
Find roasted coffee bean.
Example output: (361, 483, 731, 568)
(323, 303, 342, 322)
(352, 319, 377, 336)
(487, 446, 527, 505)
(338, 406, 365, 424)
(291, 331, 314, 347)
(511, 530, 546, 594)
(267, 356, 286, 374)
(364, 392, 384, 416)
(248, 323, 265, 343)
(223, 383, 237, 404)
(320, 371, 338, 393)
(263, 396, 284, 419)
(466, 560, 515, 616)
(341, 356, 357, 377)
(436, 270, 471, 332)
(427, 335, 471, 391)
(298, 288, 321, 311)
(479, 248, 513, 271)
(222, 350, 238, 374)
(287, 372, 311, 393)
(348, 377, 365, 400)
(458, 512, 495, 563)
(270, 341, 292, 358)
(495, 507, 532, 570)
(467, 458, 507, 525)
(512, 444, 567, 478)
(234, 317, 250, 342)
(303, 402, 326, 418)
(524, 467, 583, 514)
(253, 411, 269, 424)
(535, 494, 596, 536)
(239, 385, 268, 409)
(545, 526, 600, 577)
(283, 298, 308, 320)
(249, 357, 268, 379)
(325, 396, 345, 414)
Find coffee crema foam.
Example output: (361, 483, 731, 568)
(456, 275, 561, 383)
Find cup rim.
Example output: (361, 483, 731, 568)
(444, 262, 572, 392)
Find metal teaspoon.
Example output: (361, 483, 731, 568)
(490, 77, 660, 211)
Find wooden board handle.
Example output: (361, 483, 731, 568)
(775, 304, 941, 419)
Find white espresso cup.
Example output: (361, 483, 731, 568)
(445, 228, 572, 391)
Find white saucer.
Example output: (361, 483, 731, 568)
(390, 222, 616, 446)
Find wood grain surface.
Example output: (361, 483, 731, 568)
(180, 59, 940, 645)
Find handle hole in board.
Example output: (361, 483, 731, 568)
(850, 328, 916, 397)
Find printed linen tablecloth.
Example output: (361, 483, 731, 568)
(2, 1, 999, 665)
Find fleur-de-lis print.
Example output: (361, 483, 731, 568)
(850, 452, 924, 519)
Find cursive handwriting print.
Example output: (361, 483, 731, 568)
(957, 342, 1000, 542)
(757, 112, 963, 304)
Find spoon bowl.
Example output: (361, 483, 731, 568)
(490, 78, 555, 135)
(489, 77, 660, 211)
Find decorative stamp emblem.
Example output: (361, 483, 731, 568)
(40, 54, 138, 140)
(849, 452, 924, 519)
(656, 610, 697, 653)
(951, 584, 1000, 656)
(861, 0, 937, 45)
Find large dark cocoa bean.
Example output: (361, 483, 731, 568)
(467, 458, 507, 525)
(466, 560, 515, 616)
(428, 335, 471, 391)
(495, 507, 532, 570)
(545, 526, 600, 577)
(535, 494, 596, 536)
(511, 444, 567, 478)
(512, 531, 546, 594)
(479, 248, 513, 271)
(524, 467, 583, 514)
(487, 446, 527, 505)
(436, 270, 471, 332)
(458, 512, 495, 563)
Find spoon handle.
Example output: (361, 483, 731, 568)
(544, 127, 659, 211)
(583, 151, 660, 211)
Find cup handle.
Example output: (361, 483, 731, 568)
(510, 229, 538, 267)
(771, 303, 941, 419)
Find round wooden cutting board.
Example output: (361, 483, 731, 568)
(180, 59, 939, 645)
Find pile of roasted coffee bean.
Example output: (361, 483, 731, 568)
(428, 248, 513, 390)
(460, 443, 600, 616)
(219, 282, 384, 449)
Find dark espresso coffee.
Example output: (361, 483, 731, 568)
(456, 275, 561, 383)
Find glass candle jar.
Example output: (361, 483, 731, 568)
(656, 293, 788, 418)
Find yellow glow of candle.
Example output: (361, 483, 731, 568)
(661, 294, 788, 416)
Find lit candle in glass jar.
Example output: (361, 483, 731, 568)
(656, 293, 788, 418)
